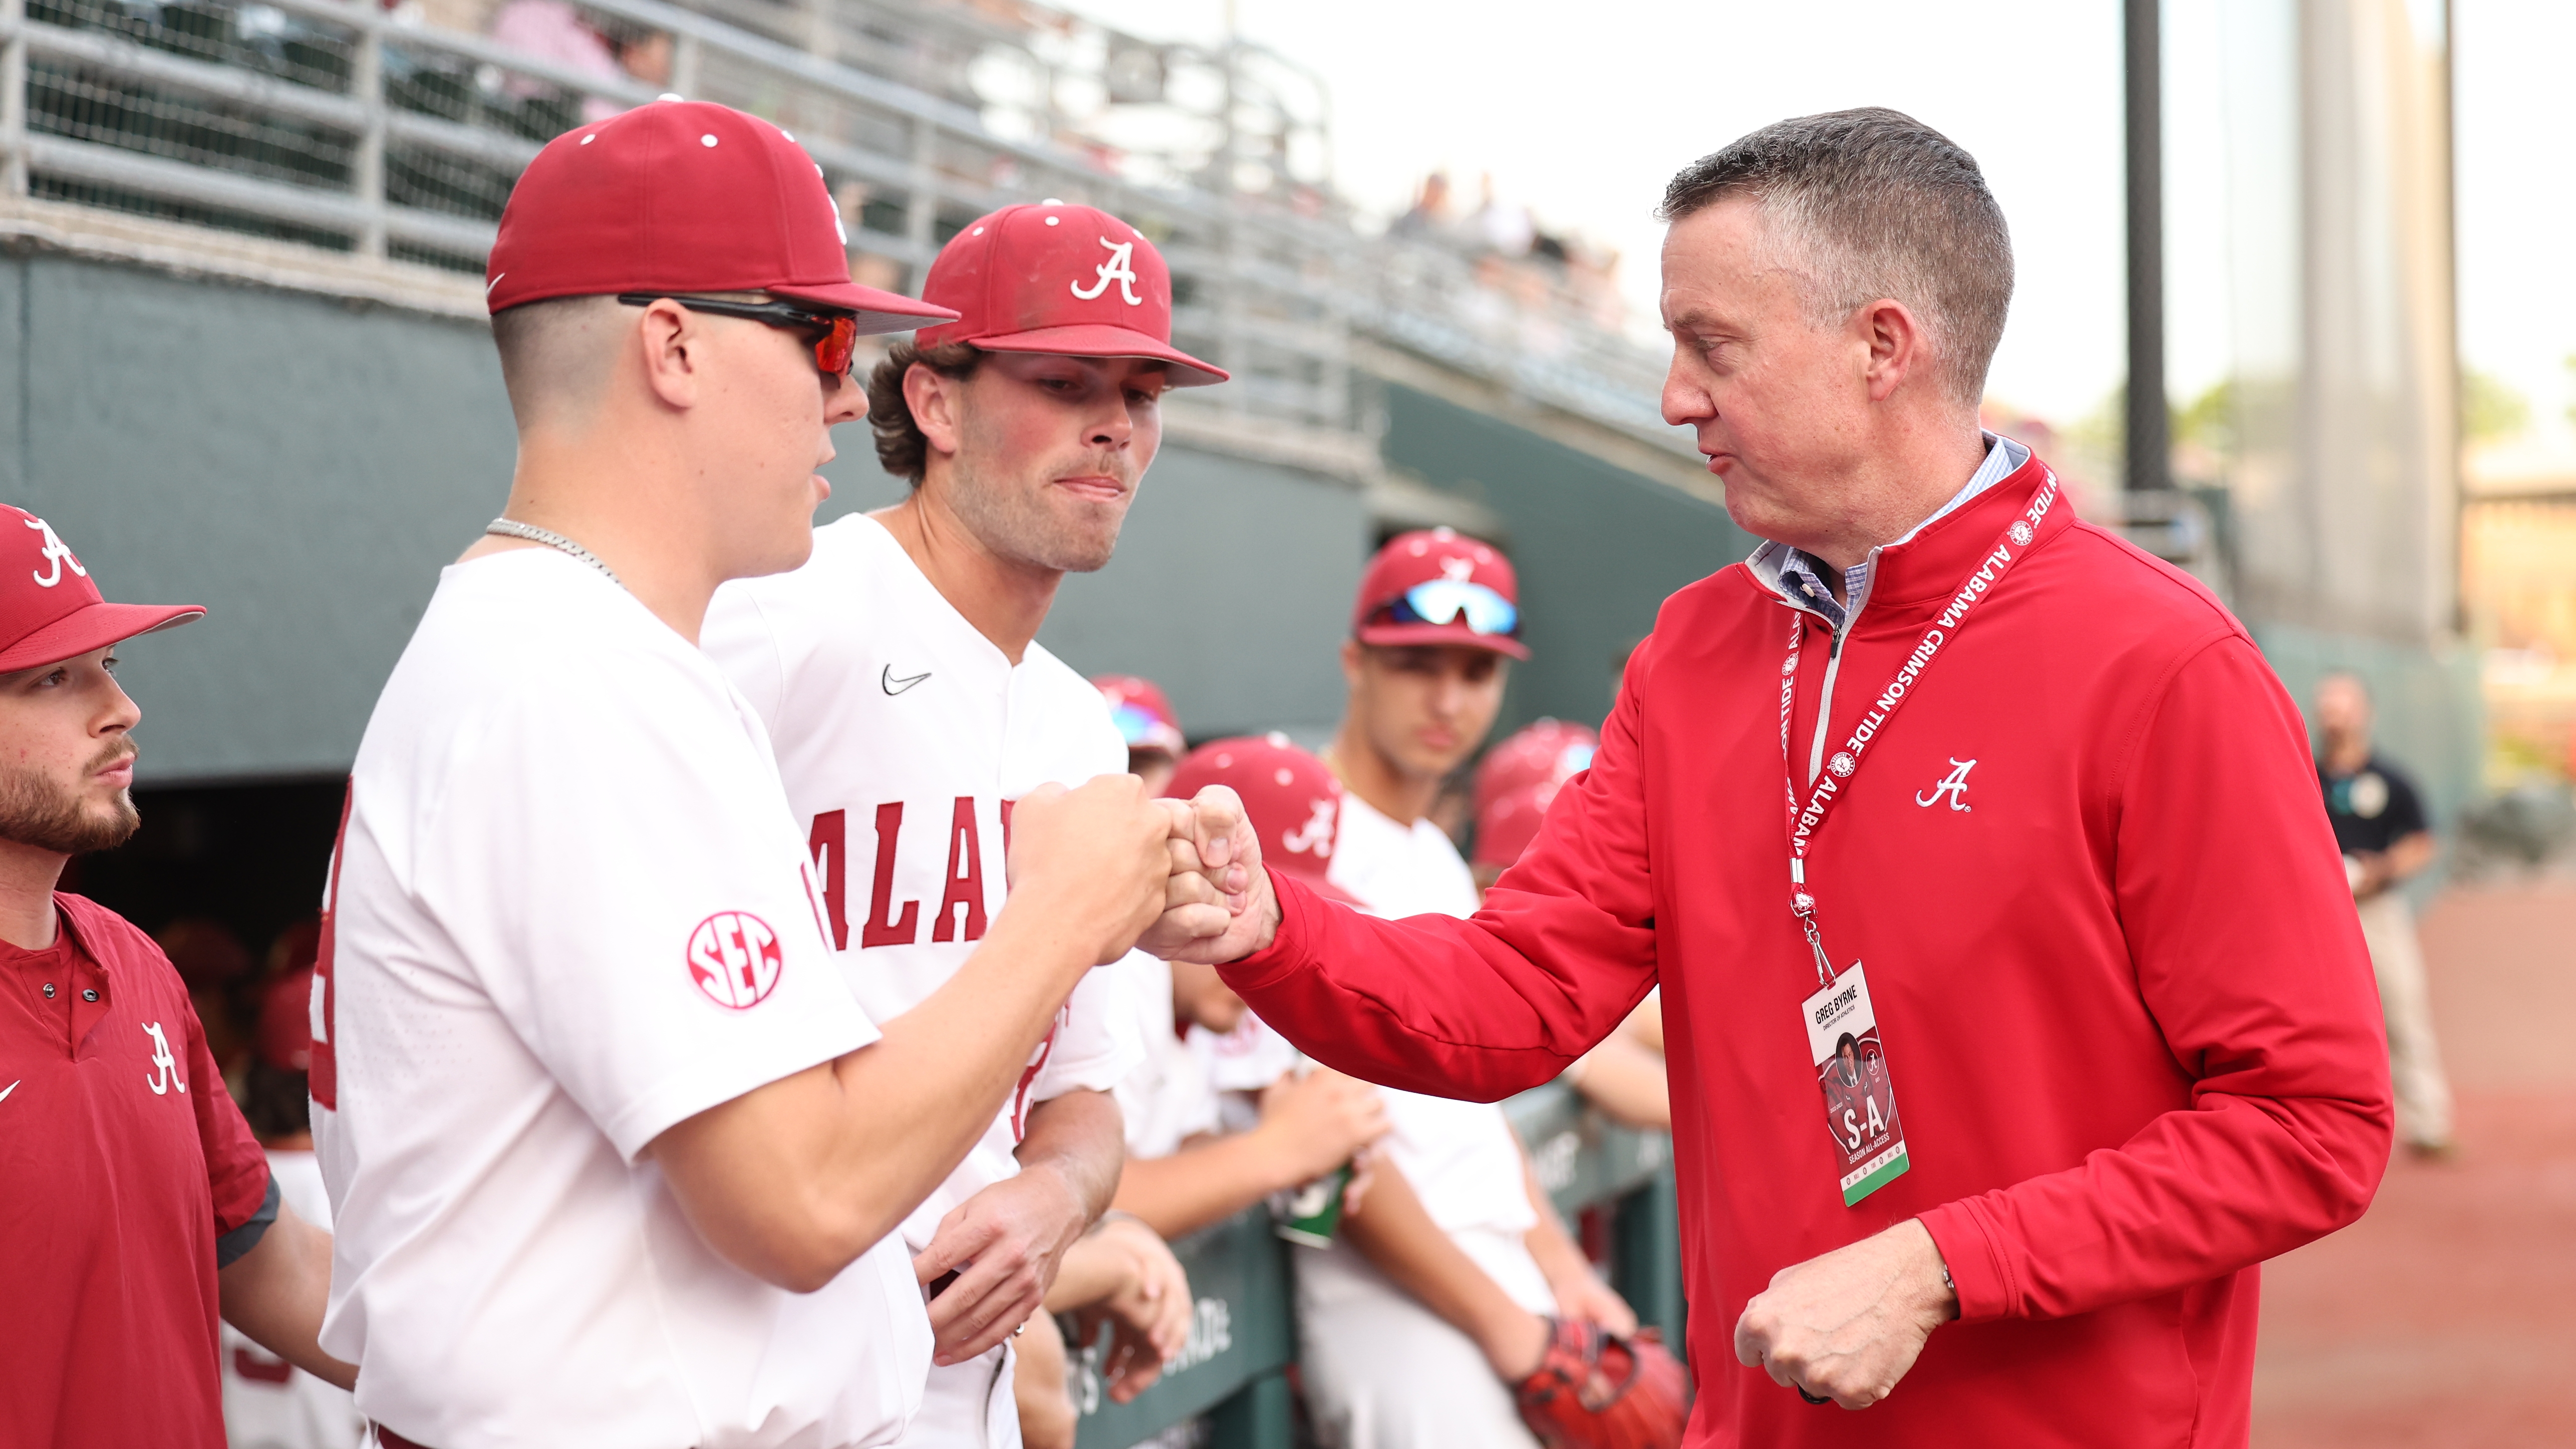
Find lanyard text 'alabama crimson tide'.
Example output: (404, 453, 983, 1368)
(1780, 472, 2061, 983)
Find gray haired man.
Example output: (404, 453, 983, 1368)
(1156, 108, 2391, 1448)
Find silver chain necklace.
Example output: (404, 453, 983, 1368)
(485, 518, 623, 589)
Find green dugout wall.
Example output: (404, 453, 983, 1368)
(0, 251, 1362, 783)
(1373, 382, 1757, 736)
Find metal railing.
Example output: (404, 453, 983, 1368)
(0, 0, 1687, 461)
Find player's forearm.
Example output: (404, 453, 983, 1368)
(2385, 830, 2435, 882)
(809, 910, 1102, 1223)
(1518, 1157, 1591, 1294)
(1042, 1229, 1133, 1311)
(217, 1204, 359, 1392)
(654, 906, 1100, 1291)
(1015, 1089, 1126, 1228)
(1567, 1036, 1672, 1130)
(1342, 1159, 1545, 1379)
(1111, 1133, 1298, 1240)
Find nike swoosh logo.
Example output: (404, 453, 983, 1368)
(0, 1081, 17, 1104)
(881, 664, 931, 696)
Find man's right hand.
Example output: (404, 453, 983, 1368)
(1253, 1067, 1390, 1185)
(1009, 777, 1216, 966)
(1147, 785, 1282, 965)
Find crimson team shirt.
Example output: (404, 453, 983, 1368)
(0, 894, 274, 1449)
(314, 549, 924, 1449)
(703, 512, 1145, 1253)
(1220, 455, 2394, 1447)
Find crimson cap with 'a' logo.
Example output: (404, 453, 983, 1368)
(1352, 527, 1528, 660)
(913, 202, 1228, 385)
(0, 506, 201, 672)
(1167, 734, 1363, 904)
(483, 98, 957, 334)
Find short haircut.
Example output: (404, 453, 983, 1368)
(864, 339, 986, 486)
(1659, 108, 2013, 410)
(489, 294, 625, 430)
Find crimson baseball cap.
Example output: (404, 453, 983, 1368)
(0, 507, 201, 673)
(1167, 734, 1363, 905)
(1094, 674, 1186, 758)
(1352, 527, 1528, 659)
(256, 967, 317, 1073)
(484, 98, 957, 332)
(1472, 719, 1598, 869)
(913, 202, 1227, 385)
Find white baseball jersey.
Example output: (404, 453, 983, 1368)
(1106, 953, 1219, 1160)
(1309, 790, 1552, 1314)
(221, 1150, 363, 1449)
(702, 512, 1146, 1252)
(311, 549, 928, 1449)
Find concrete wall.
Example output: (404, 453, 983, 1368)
(2, 251, 1365, 782)
(5, 251, 516, 784)
(1375, 383, 1756, 734)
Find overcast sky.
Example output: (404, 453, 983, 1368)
(1064, 0, 2572, 439)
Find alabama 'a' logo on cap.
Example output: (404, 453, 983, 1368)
(24, 516, 87, 589)
(1071, 237, 1144, 307)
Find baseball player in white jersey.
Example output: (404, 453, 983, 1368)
(1290, 531, 1642, 1449)
(309, 103, 1243, 1449)
(702, 198, 1233, 1448)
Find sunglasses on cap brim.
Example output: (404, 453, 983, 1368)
(1109, 703, 1172, 749)
(1374, 580, 1520, 638)
(616, 293, 862, 376)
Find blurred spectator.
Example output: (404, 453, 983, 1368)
(221, 968, 365, 1449)
(1472, 720, 1671, 1132)
(1094, 673, 1187, 797)
(1467, 172, 1533, 257)
(486, 0, 668, 122)
(1390, 171, 1453, 239)
(2315, 673, 2452, 1155)
(156, 915, 254, 1087)
(266, 915, 318, 980)
(1303, 530, 1638, 1449)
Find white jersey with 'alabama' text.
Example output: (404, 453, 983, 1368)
(311, 550, 928, 1449)
(704, 512, 1146, 1251)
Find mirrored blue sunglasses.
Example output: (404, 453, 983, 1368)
(1109, 703, 1166, 748)
(1379, 580, 1519, 638)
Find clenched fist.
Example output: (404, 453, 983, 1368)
(1733, 1218, 1957, 1410)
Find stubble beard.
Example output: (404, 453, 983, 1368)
(0, 742, 141, 855)
(945, 429, 1128, 575)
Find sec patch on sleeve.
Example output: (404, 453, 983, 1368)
(686, 911, 785, 1010)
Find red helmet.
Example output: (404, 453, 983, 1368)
(1093, 674, 1185, 759)
(1168, 734, 1364, 905)
(1472, 719, 1599, 869)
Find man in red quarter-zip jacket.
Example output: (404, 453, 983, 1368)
(1157, 109, 2392, 1449)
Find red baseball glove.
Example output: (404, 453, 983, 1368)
(1512, 1316, 1692, 1449)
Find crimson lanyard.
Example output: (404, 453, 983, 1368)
(1780, 472, 2062, 984)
